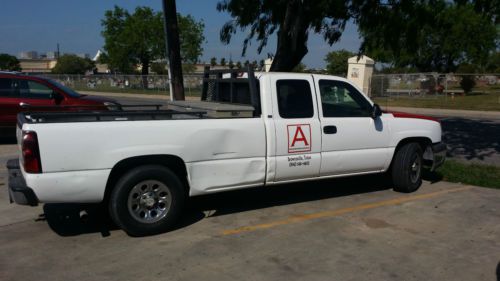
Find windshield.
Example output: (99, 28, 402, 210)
(44, 78, 82, 98)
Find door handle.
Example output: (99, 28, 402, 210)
(19, 102, 31, 108)
(323, 125, 337, 134)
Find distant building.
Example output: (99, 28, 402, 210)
(19, 59, 57, 73)
(46, 51, 57, 59)
(19, 51, 38, 59)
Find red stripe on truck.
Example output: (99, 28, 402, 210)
(386, 111, 440, 123)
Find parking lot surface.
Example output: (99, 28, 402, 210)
(1, 142, 499, 281)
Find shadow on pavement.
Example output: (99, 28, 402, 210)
(0, 128, 16, 144)
(40, 171, 441, 237)
(189, 174, 392, 218)
(441, 118, 500, 164)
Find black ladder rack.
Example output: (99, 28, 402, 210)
(201, 65, 260, 116)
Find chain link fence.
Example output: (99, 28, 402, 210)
(38, 73, 500, 111)
(371, 73, 500, 111)
(39, 74, 204, 99)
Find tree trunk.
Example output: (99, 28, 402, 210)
(162, 0, 185, 100)
(141, 58, 150, 89)
(270, 0, 309, 72)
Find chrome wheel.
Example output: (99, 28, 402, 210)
(409, 154, 421, 183)
(127, 180, 172, 224)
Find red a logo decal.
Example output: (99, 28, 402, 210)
(287, 124, 311, 153)
(291, 126, 309, 147)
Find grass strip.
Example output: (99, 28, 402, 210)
(435, 160, 500, 189)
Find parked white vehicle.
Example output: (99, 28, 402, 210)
(8, 68, 445, 236)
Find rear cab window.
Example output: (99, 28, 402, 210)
(276, 80, 314, 119)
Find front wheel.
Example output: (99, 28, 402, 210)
(391, 142, 423, 193)
(109, 165, 185, 236)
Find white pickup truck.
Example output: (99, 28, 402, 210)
(7, 68, 445, 236)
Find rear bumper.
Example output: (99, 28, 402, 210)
(431, 142, 446, 171)
(6, 159, 39, 206)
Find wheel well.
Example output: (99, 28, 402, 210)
(390, 137, 433, 167)
(395, 137, 432, 152)
(103, 155, 189, 203)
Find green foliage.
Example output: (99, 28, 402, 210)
(292, 63, 307, 73)
(220, 58, 226, 66)
(101, 6, 204, 74)
(217, 0, 351, 71)
(177, 14, 205, 64)
(456, 63, 477, 94)
(0, 53, 21, 71)
(210, 57, 217, 66)
(358, 1, 498, 72)
(182, 64, 196, 74)
(52, 54, 95, 74)
(228, 59, 234, 69)
(235, 61, 242, 68)
(151, 62, 168, 75)
(325, 49, 354, 76)
(485, 52, 500, 73)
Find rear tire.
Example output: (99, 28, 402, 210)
(108, 165, 185, 236)
(391, 143, 423, 193)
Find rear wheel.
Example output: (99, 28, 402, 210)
(391, 142, 423, 193)
(109, 165, 185, 236)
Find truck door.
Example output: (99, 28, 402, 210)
(314, 76, 391, 176)
(271, 75, 322, 182)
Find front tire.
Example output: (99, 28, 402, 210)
(391, 143, 423, 193)
(109, 165, 185, 236)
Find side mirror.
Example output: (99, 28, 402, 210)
(371, 103, 382, 119)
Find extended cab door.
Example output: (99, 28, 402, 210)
(314, 76, 391, 176)
(270, 75, 322, 182)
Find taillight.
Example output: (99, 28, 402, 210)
(22, 131, 42, 173)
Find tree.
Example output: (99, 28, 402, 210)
(151, 62, 168, 74)
(220, 57, 226, 66)
(101, 6, 205, 75)
(228, 59, 234, 69)
(177, 14, 205, 64)
(357, 1, 498, 72)
(292, 63, 307, 73)
(210, 57, 217, 66)
(485, 52, 500, 73)
(52, 54, 95, 74)
(324, 49, 354, 76)
(456, 63, 477, 94)
(0, 54, 21, 71)
(217, 0, 351, 72)
(236, 61, 242, 68)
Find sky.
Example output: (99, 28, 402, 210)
(0, 0, 361, 68)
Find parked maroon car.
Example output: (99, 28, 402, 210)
(0, 72, 120, 129)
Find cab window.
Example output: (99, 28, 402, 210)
(15, 80, 54, 99)
(319, 80, 372, 118)
(277, 80, 314, 119)
(0, 78, 17, 97)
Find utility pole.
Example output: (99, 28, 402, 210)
(162, 0, 185, 100)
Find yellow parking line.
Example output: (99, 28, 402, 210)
(222, 185, 473, 235)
